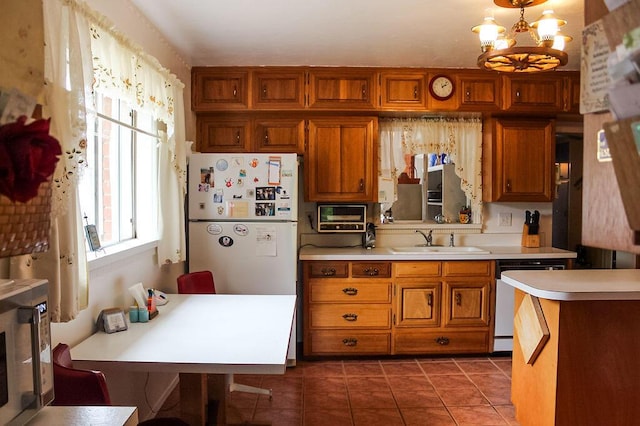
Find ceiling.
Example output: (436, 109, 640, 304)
(129, 0, 584, 71)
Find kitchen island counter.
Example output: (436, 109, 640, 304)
(501, 268, 640, 426)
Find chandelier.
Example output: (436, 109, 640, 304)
(471, 0, 571, 72)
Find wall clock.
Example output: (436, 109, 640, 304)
(429, 75, 455, 101)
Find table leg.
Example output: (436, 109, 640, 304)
(179, 373, 227, 426)
(179, 373, 207, 425)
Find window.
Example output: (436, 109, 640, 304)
(80, 93, 159, 249)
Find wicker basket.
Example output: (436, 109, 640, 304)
(0, 179, 53, 258)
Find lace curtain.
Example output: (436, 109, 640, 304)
(89, 9, 187, 265)
(11, 0, 187, 321)
(10, 0, 93, 321)
(379, 117, 483, 223)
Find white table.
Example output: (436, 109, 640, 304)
(71, 294, 296, 425)
(27, 406, 138, 426)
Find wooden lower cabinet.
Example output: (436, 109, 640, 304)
(303, 260, 494, 356)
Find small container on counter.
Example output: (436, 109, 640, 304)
(138, 307, 149, 323)
(129, 306, 139, 323)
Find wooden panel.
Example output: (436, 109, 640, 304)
(251, 70, 305, 109)
(196, 116, 251, 153)
(396, 283, 441, 327)
(253, 118, 305, 153)
(443, 261, 492, 277)
(308, 304, 391, 328)
(458, 73, 501, 111)
(394, 262, 441, 278)
(306, 262, 349, 278)
(307, 69, 377, 109)
(394, 330, 489, 354)
(444, 280, 490, 326)
(191, 68, 248, 111)
(352, 262, 391, 278)
(308, 330, 391, 355)
(514, 294, 549, 365)
(308, 281, 391, 303)
(379, 71, 427, 109)
(503, 75, 564, 112)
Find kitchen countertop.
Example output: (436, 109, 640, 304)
(299, 245, 576, 261)
(501, 269, 640, 301)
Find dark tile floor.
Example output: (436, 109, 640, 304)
(157, 355, 519, 426)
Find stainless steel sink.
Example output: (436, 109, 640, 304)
(390, 246, 490, 254)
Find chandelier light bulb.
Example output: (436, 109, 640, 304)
(532, 8, 566, 44)
(472, 9, 505, 52)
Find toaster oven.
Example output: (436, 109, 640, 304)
(317, 204, 366, 233)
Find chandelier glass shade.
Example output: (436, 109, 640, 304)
(472, 0, 571, 72)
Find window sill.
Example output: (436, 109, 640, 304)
(87, 239, 158, 272)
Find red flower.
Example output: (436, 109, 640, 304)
(0, 116, 62, 203)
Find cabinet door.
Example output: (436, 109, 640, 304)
(458, 73, 501, 110)
(396, 282, 441, 327)
(253, 118, 305, 153)
(192, 68, 248, 111)
(566, 73, 581, 113)
(307, 69, 377, 109)
(305, 117, 377, 201)
(197, 116, 251, 152)
(252, 70, 305, 109)
(444, 280, 491, 327)
(379, 71, 427, 109)
(503, 75, 564, 112)
(483, 118, 555, 202)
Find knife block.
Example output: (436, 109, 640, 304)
(522, 224, 540, 248)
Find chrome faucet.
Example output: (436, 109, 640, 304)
(449, 232, 455, 247)
(416, 229, 433, 246)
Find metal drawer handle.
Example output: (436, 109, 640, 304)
(262, 85, 267, 96)
(362, 84, 367, 99)
(414, 86, 418, 99)
(342, 287, 358, 296)
(233, 86, 237, 97)
(264, 130, 269, 144)
(362, 267, 379, 276)
(359, 178, 364, 191)
(427, 293, 433, 306)
(456, 293, 462, 305)
(435, 336, 450, 346)
(321, 268, 336, 276)
(342, 338, 358, 347)
(235, 131, 241, 144)
(342, 313, 358, 322)
(466, 89, 471, 101)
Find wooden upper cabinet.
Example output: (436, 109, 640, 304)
(253, 117, 305, 153)
(192, 68, 249, 111)
(503, 74, 564, 112)
(307, 69, 377, 109)
(379, 71, 427, 109)
(458, 73, 501, 111)
(305, 117, 377, 201)
(251, 70, 305, 109)
(197, 115, 251, 152)
(483, 117, 555, 202)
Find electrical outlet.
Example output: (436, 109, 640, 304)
(499, 212, 512, 227)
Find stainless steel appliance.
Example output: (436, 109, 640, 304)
(362, 222, 376, 249)
(186, 153, 298, 363)
(0, 279, 53, 425)
(494, 259, 567, 352)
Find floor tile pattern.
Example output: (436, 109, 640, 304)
(158, 356, 519, 426)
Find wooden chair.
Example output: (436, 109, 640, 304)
(51, 343, 112, 406)
(176, 270, 273, 399)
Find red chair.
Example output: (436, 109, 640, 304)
(176, 271, 272, 399)
(51, 343, 111, 406)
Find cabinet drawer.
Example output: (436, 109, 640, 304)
(309, 304, 391, 328)
(352, 262, 391, 278)
(394, 330, 490, 354)
(443, 261, 492, 277)
(309, 281, 391, 303)
(308, 330, 391, 355)
(395, 262, 441, 278)
(307, 262, 349, 278)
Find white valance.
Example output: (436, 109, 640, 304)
(379, 116, 483, 223)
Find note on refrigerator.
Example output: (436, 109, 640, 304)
(256, 226, 277, 256)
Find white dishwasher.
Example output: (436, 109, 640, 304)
(494, 259, 567, 352)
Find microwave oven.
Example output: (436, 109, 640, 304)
(317, 204, 366, 232)
(0, 279, 53, 425)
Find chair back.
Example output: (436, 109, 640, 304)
(177, 270, 216, 294)
(52, 343, 112, 406)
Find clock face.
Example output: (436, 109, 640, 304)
(429, 75, 454, 101)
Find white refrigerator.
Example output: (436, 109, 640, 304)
(187, 153, 298, 363)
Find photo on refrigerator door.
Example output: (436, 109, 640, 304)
(256, 186, 276, 200)
(256, 202, 275, 216)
